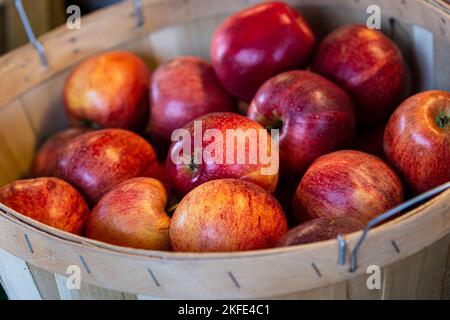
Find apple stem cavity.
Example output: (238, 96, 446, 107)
(189, 161, 199, 172)
(436, 113, 449, 129)
(80, 118, 102, 129)
(266, 117, 283, 131)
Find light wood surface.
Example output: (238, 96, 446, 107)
(0, 0, 449, 299)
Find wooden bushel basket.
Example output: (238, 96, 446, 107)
(0, 0, 449, 300)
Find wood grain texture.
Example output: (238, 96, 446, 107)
(20, 71, 69, 144)
(381, 234, 450, 299)
(27, 264, 60, 300)
(442, 240, 450, 299)
(269, 282, 348, 300)
(0, 249, 41, 300)
(55, 273, 130, 300)
(0, 99, 37, 174)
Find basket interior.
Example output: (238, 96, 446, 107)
(0, 2, 448, 195)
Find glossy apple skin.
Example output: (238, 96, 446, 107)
(55, 129, 157, 206)
(143, 159, 172, 193)
(64, 51, 150, 131)
(167, 112, 279, 196)
(352, 123, 386, 160)
(149, 56, 237, 149)
(293, 150, 403, 223)
(312, 25, 409, 126)
(0, 177, 89, 234)
(30, 128, 90, 177)
(211, 2, 315, 102)
(85, 178, 171, 250)
(170, 179, 288, 252)
(276, 216, 364, 247)
(384, 90, 450, 194)
(248, 70, 356, 177)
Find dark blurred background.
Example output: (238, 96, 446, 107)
(0, 286, 5, 300)
(0, 0, 120, 300)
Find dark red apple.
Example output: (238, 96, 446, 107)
(276, 216, 365, 247)
(55, 129, 157, 205)
(86, 178, 171, 250)
(0, 177, 89, 234)
(170, 179, 288, 252)
(293, 150, 404, 223)
(30, 128, 90, 177)
(143, 159, 172, 193)
(64, 50, 150, 131)
(167, 112, 279, 196)
(384, 90, 450, 194)
(312, 25, 409, 126)
(149, 56, 237, 149)
(211, 1, 315, 102)
(352, 123, 386, 159)
(247, 70, 356, 177)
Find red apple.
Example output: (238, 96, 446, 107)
(170, 179, 288, 252)
(167, 112, 279, 196)
(384, 90, 450, 194)
(64, 50, 150, 131)
(0, 177, 89, 234)
(247, 70, 356, 177)
(276, 216, 365, 247)
(293, 150, 403, 223)
(85, 178, 171, 250)
(352, 123, 386, 159)
(211, 1, 315, 102)
(30, 128, 90, 177)
(55, 129, 157, 206)
(149, 56, 237, 150)
(143, 159, 172, 193)
(312, 25, 409, 126)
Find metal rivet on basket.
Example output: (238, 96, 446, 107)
(228, 271, 240, 288)
(24, 234, 33, 254)
(147, 269, 160, 287)
(337, 234, 346, 265)
(79, 255, 91, 274)
(349, 182, 450, 273)
(311, 263, 322, 278)
(133, 0, 144, 27)
(391, 240, 400, 254)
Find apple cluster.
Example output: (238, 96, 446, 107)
(0, 2, 449, 252)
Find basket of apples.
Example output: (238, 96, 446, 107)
(0, 0, 449, 300)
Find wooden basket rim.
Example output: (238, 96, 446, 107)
(1, 189, 449, 260)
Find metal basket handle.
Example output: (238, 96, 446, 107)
(14, 0, 144, 68)
(337, 181, 450, 272)
(14, 0, 48, 68)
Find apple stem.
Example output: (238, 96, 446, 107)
(189, 162, 199, 172)
(266, 117, 283, 130)
(167, 203, 179, 215)
(437, 113, 449, 128)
